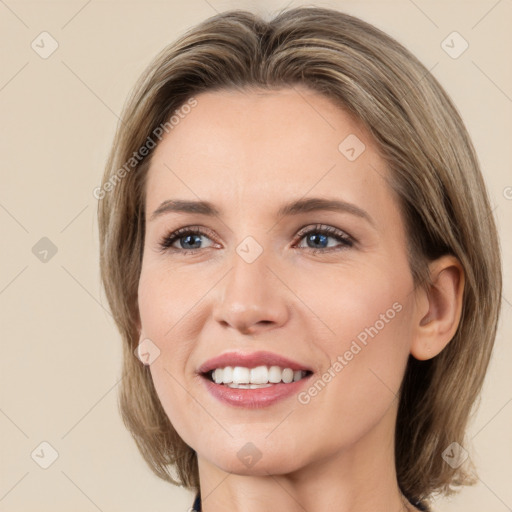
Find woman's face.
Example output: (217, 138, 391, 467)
(137, 87, 421, 477)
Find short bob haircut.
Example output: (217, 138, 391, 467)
(97, 6, 502, 509)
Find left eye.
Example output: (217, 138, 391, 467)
(295, 224, 354, 252)
(158, 224, 354, 254)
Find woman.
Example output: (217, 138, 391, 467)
(97, 7, 502, 512)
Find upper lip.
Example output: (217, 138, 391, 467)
(198, 350, 312, 374)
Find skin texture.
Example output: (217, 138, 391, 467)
(137, 87, 464, 512)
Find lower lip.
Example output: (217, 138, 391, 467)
(201, 375, 311, 408)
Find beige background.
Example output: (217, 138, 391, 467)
(0, 0, 510, 511)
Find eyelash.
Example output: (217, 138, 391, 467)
(157, 224, 355, 256)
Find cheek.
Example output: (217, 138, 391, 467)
(296, 260, 413, 413)
(293, 254, 412, 355)
(148, 358, 196, 444)
(137, 264, 205, 343)
(294, 306, 412, 453)
(138, 269, 207, 443)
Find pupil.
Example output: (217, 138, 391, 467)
(182, 234, 201, 249)
(309, 233, 327, 248)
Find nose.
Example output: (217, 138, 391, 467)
(212, 246, 289, 335)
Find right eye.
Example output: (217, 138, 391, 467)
(158, 226, 217, 254)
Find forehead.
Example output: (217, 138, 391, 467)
(144, 87, 395, 223)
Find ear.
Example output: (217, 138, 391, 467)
(410, 255, 465, 360)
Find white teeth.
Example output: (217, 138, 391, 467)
(213, 368, 223, 384)
(268, 366, 282, 383)
(250, 366, 268, 384)
(209, 365, 308, 385)
(222, 366, 233, 384)
(282, 368, 294, 383)
(232, 366, 250, 384)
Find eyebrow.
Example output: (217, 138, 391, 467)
(149, 197, 375, 226)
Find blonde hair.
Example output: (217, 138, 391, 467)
(97, 6, 502, 508)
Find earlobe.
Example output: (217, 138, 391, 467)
(411, 255, 465, 361)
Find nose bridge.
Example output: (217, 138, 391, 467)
(213, 234, 288, 334)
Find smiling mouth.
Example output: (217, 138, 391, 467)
(202, 365, 313, 389)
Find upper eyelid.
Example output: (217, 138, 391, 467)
(296, 224, 351, 238)
(165, 224, 351, 239)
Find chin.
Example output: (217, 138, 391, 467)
(200, 442, 307, 476)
